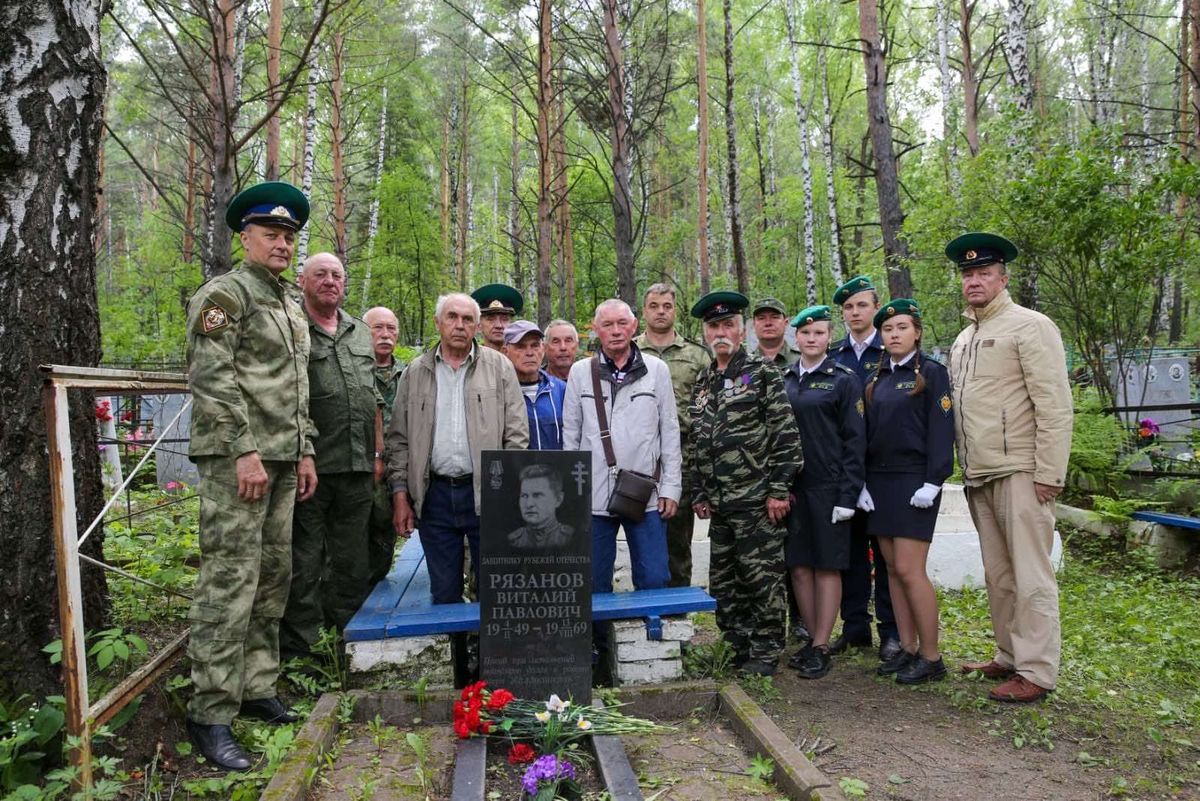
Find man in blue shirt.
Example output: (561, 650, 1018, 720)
(829, 275, 899, 661)
(504, 321, 567, 450)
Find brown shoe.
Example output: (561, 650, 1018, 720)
(989, 675, 1051, 703)
(960, 659, 1015, 680)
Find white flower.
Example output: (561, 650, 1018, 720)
(535, 711, 551, 723)
(576, 719, 593, 730)
(545, 694, 568, 713)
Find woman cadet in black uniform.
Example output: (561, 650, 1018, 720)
(782, 305, 866, 679)
(858, 299, 954, 684)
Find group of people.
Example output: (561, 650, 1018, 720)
(182, 180, 1074, 772)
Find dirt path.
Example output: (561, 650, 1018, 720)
(763, 649, 1198, 801)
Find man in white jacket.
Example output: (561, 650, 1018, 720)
(562, 299, 683, 594)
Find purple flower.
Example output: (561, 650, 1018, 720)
(521, 754, 576, 796)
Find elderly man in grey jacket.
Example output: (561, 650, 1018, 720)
(562, 299, 683, 594)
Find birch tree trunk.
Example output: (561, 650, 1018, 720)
(0, 0, 109, 701)
(360, 84, 388, 308)
(552, 69, 575, 321)
(297, 27, 319, 265)
(819, 49, 845, 284)
(785, 0, 817, 304)
(751, 89, 769, 235)
(721, 0, 749, 294)
(603, 0, 637, 307)
(507, 90, 523, 295)
(536, 0, 554, 325)
(858, 0, 913, 298)
(330, 31, 348, 264)
(696, 0, 711, 294)
(265, 0, 283, 180)
(960, 0, 980, 155)
(937, 0, 959, 184)
(1005, 0, 1035, 114)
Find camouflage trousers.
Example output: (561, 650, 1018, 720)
(188, 456, 296, 725)
(367, 482, 398, 585)
(708, 507, 787, 665)
(280, 472, 374, 659)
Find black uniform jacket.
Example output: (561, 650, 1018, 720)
(864, 354, 955, 486)
(783, 357, 866, 510)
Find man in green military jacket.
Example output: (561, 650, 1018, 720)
(364, 306, 405, 584)
(634, 282, 710, 587)
(688, 291, 804, 677)
(185, 182, 319, 771)
(748, 297, 803, 367)
(280, 254, 385, 663)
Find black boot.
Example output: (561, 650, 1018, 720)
(896, 656, 947, 685)
(239, 697, 298, 725)
(877, 648, 917, 676)
(186, 720, 251, 771)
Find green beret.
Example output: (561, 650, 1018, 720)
(691, 290, 749, 322)
(832, 275, 876, 306)
(873, 298, 922, 330)
(790, 304, 832, 328)
(226, 181, 309, 232)
(751, 297, 787, 316)
(471, 283, 524, 315)
(945, 232, 1018, 270)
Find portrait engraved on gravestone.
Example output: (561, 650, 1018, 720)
(480, 450, 592, 702)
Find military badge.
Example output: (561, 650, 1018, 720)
(856, 398, 865, 417)
(201, 304, 229, 333)
(939, 393, 953, 415)
(965, 249, 977, 260)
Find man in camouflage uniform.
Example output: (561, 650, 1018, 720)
(635, 282, 710, 587)
(364, 306, 405, 584)
(185, 182, 318, 771)
(748, 297, 803, 367)
(280, 253, 384, 663)
(688, 291, 803, 676)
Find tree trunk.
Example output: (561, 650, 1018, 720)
(507, 90, 523, 295)
(1005, 0, 1034, 114)
(819, 49, 845, 284)
(552, 69, 575, 322)
(0, 0, 109, 702)
(360, 84, 388, 308)
(330, 32, 348, 265)
(455, 79, 471, 290)
(297, 17, 319, 266)
(960, 0, 980, 156)
(183, 136, 196, 264)
(697, 0, 711, 294)
(603, 0, 636, 307)
(937, 0, 959, 183)
(536, 0, 554, 326)
(1190, 0, 1200, 152)
(785, 0, 817, 304)
(265, 0, 283, 180)
(720, 0, 749, 294)
(441, 112, 452, 273)
(858, 0, 913, 298)
(751, 89, 769, 235)
(206, 0, 238, 278)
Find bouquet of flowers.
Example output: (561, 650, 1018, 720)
(451, 682, 670, 799)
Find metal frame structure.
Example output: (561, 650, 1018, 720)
(41, 365, 192, 788)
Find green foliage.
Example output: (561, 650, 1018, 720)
(838, 776, 869, 797)
(0, 698, 65, 791)
(682, 637, 736, 680)
(744, 753, 774, 783)
(1066, 388, 1127, 494)
(737, 674, 780, 705)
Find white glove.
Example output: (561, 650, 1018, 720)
(831, 506, 855, 524)
(856, 487, 875, 512)
(910, 483, 942, 509)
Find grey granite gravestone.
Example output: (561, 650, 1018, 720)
(1112, 357, 1193, 455)
(479, 449, 592, 702)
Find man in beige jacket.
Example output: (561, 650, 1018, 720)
(947, 233, 1073, 703)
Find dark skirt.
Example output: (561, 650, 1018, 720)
(785, 482, 851, 570)
(865, 471, 941, 541)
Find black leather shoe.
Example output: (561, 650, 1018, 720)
(186, 720, 251, 771)
(793, 646, 832, 680)
(738, 659, 778, 677)
(829, 634, 871, 655)
(897, 656, 948, 685)
(877, 649, 917, 676)
(239, 696, 298, 725)
(787, 643, 815, 670)
(878, 637, 903, 662)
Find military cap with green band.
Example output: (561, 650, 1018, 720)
(832, 275, 876, 306)
(691, 290, 749, 321)
(790, 304, 832, 328)
(872, 297, 922, 330)
(226, 181, 310, 232)
(751, 296, 788, 316)
(944, 232, 1018, 270)
(471, 282, 524, 315)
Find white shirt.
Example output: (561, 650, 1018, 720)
(430, 344, 475, 477)
(850, 329, 877, 360)
(889, 350, 917, 370)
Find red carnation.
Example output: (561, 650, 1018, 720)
(487, 688, 515, 712)
(508, 743, 536, 764)
(454, 719, 470, 738)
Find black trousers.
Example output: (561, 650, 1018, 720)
(838, 511, 897, 643)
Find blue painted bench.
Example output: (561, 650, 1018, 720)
(1131, 511, 1200, 531)
(345, 534, 716, 643)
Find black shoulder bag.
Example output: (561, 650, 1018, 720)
(591, 356, 659, 521)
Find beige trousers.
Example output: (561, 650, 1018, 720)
(966, 472, 1061, 689)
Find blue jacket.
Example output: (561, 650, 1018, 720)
(523, 369, 567, 450)
(831, 330, 885, 387)
(863, 353, 955, 485)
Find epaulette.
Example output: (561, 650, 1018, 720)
(834, 363, 855, 375)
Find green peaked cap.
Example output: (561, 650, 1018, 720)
(832, 275, 876, 306)
(790, 304, 832, 328)
(225, 181, 309, 232)
(691, 291, 749, 321)
(873, 298, 922, 330)
(944, 232, 1018, 270)
(471, 283, 524, 315)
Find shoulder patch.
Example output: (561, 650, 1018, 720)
(856, 398, 865, 417)
(939, 392, 953, 415)
(201, 304, 230, 334)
